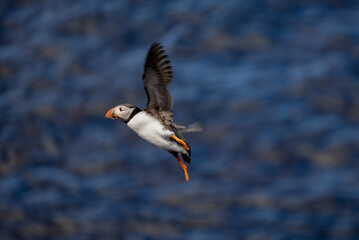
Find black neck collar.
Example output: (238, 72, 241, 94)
(124, 107, 141, 124)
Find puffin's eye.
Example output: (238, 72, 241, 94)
(119, 107, 122, 111)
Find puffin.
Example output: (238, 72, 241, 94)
(105, 43, 202, 181)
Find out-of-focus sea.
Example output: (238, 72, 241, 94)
(1, 0, 359, 239)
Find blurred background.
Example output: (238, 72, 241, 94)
(1, 0, 359, 239)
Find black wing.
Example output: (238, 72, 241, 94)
(142, 43, 173, 125)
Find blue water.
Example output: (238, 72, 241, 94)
(1, 0, 359, 239)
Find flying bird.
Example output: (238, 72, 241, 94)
(105, 43, 202, 181)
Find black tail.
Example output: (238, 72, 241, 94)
(169, 151, 191, 164)
(181, 153, 191, 164)
(182, 140, 191, 164)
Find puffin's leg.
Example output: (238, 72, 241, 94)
(171, 135, 190, 150)
(176, 155, 189, 182)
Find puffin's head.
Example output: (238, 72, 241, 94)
(105, 104, 138, 122)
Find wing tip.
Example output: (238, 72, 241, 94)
(150, 42, 163, 52)
(151, 41, 162, 47)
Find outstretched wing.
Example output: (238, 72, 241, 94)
(142, 43, 173, 125)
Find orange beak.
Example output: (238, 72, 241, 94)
(105, 107, 116, 119)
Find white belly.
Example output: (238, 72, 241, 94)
(127, 112, 185, 154)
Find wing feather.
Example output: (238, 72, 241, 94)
(142, 43, 174, 125)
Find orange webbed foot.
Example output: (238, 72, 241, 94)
(171, 135, 190, 150)
(176, 156, 189, 182)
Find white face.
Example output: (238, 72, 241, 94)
(111, 104, 134, 121)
